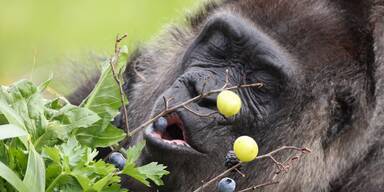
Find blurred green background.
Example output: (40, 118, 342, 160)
(0, 0, 197, 93)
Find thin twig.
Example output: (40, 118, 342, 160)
(163, 96, 169, 110)
(221, 69, 230, 89)
(183, 104, 218, 117)
(192, 146, 310, 192)
(235, 168, 246, 177)
(194, 163, 242, 192)
(237, 181, 280, 192)
(109, 34, 129, 134)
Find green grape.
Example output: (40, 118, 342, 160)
(217, 90, 241, 117)
(233, 136, 258, 162)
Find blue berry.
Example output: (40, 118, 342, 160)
(109, 152, 126, 170)
(154, 117, 168, 132)
(217, 177, 236, 192)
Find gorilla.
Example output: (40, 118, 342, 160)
(88, 0, 384, 191)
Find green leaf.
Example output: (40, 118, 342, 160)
(45, 163, 62, 185)
(126, 140, 145, 164)
(81, 58, 127, 117)
(76, 122, 126, 148)
(92, 173, 113, 191)
(42, 147, 61, 164)
(81, 45, 128, 113)
(81, 147, 99, 164)
(122, 141, 169, 187)
(102, 183, 128, 192)
(137, 162, 169, 186)
(63, 108, 100, 130)
(0, 100, 26, 130)
(122, 163, 150, 187)
(43, 138, 123, 191)
(52, 106, 100, 130)
(0, 161, 29, 192)
(78, 49, 128, 148)
(71, 172, 91, 191)
(0, 101, 28, 148)
(34, 128, 61, 151)
(46, 174, 82, 192)
(0, 113, 7, 125)
(23, 145, 45, 192)
(0, 124, 28, 140)
(37, 76, 52, 92)
(121, 142, 150, 187)
(60, 138, 83, 168)
(86, 160, 116, 176)
(6, 80, 42, 136)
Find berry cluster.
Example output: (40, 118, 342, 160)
(224, 150, 240, 169)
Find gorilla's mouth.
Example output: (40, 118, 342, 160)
(144, 113, 202, 155)
(151, 113, 189, 146)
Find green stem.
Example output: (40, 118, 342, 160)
(46, 173, 66, 192)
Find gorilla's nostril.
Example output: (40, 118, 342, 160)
(197, 97, 218, 111)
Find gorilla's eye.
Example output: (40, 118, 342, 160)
(322, 91, 355, 148)
(183, 15, 246, 66)
(183, 14, 295, 83)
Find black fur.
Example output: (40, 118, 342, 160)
(76, 0, 384, 191)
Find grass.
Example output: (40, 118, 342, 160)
(0, 0, 197, 93)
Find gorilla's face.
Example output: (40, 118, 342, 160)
(119, 0, 377, 191)
(145, 14, 292, 157)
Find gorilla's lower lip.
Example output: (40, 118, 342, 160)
(144, 114, 203, 155)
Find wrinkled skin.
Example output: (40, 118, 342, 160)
(110, 0, 384, 191)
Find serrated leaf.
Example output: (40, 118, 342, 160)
(42, 147, 61, 164)
(87, 160, 116, 176)
(137, 162, 169, 186)
(60, 138, 83, 168)
(122, 141, 168, 187)
(0, 124, 28, 140)
(92, 173, 113, 192)
(71, 172, 91, 191)
(0, 161, 28, 192)
(126, 141, 145, 164)
(102, 183, 128, 192)
(122, 163, 150, 187)
(81, 148, 99, 164)
(23, 145, 45, 192)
